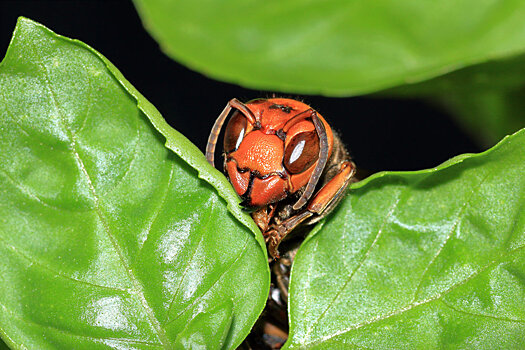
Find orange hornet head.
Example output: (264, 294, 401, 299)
(206, 98, 333, 209)
(207, 98, 334, 209)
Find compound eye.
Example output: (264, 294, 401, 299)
(283, 131, 320, 174)
(224, 110, 248, 153)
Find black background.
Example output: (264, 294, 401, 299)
(0, 0, 481, 174)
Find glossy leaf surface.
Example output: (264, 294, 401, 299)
(133, 0, 525, 96)
(286, 130, 525, 348)
(0, 18, 269, 349)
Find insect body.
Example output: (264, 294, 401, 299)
(206, 98, 356, 258)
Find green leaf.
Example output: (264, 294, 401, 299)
(437, 88, 525, 147)
(0, 17, 269, 349)
(385, 54, 525, 96)
(384, 56, 525, 146)
(286, 129, 525, 348)
(132, 0, 525, 96)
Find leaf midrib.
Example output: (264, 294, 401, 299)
(41, 64, 172, 348)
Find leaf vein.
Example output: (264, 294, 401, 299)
(0, 233, 129, 293)
(165, 230, 251, 327)
(138, 162, 175, 253)
(71, 60, 94, 138)
(413, 170, 494, 301)
(99, 111, 141, 198)
(439, 299, 525, 324)
(0, 168, 87, 212)
(0, 86, 31, 138)
(304, 195, 401, 341)
(0, 302, 163, 348)
(163, 201, 213, 323)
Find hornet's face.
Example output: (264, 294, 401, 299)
(222, 98, 333, 208)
